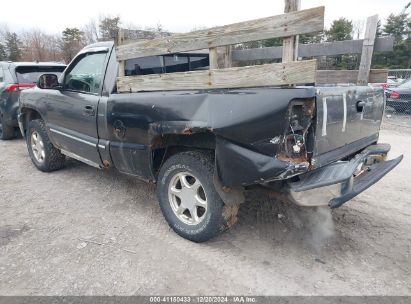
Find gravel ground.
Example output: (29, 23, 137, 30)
(0, 129, 410, 296)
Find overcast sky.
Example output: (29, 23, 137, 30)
(1, 0, 409, 35)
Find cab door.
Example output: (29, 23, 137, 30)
(46, 49, 109, 167)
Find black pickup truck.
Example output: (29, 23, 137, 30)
(18, 41, 402, 242)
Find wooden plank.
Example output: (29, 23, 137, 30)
(209, 47, 219, 69)
(117, 29, 125, 77)
(222, 45, 233, 68)
(316, 69, 388, 84)
(232, 36, 394, 61)
(118, 61, 125, 77)
(357, 15, 379, 85)
(117, 60, 317, 92)
(212, 47, 232, 70)
(116, 7, 325, 60)
(282, 0, 301, 62)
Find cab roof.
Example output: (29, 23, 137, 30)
(0, 61, 66, 68)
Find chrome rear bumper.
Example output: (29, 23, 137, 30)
(287, 144, 403, 208)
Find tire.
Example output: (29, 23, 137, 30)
(0, 110, 15, 140)
(156, 151, 238, 242)
(26, 119, 66, 172)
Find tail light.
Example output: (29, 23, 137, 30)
(278, 99, 315, 162)
(5, 83, 35, 93)
(389, 91, 400, 99)
(381, 83, 388, 89)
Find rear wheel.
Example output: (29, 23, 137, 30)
(26, 119, 66, 172)
(156, 151, 239, 242)
(0, 111, 15, 140)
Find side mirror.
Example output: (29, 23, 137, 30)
(37, 74, 61, 89)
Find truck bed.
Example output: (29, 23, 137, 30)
(105, 85, 385, 187)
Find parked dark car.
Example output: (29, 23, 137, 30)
(18, 42, 402, 242)
(386, 79, 411, 112)
(0, 62, 66, 139)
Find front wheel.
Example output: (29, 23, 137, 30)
(156, 151, 239, 243)
(26, 119, 66, 172)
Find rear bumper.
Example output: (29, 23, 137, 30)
(287, 144, 403, 208)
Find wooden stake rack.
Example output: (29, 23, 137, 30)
(115, 0, 391, 93)
(116, 5, 325, 92)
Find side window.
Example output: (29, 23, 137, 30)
(123, 54, 210, 76)
(125, 56, 164, 76)
(64, 52, 107, 94)
(164, 54, 189, 73)
(189, 55, 209, 71)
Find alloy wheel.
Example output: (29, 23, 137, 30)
(168, 171, 208, 225)
(30, 131, 45, 163)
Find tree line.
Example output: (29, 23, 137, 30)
(0, 13, 410, 69)
(0, 16, 130, 63)
(324, 13, 411, 69)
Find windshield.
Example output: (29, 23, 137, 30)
(15, 66, 66, 84)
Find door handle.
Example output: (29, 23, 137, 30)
(83, 105, 95, 116)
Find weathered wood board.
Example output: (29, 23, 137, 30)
(357, 15, 379, 85)
(221, 45, 233, 68)
(117, 60, 317, 92)
(116, 6, 324, 60)
(232, 36, 394, 61)
(282, 0, 301, 62)
(316, 69, 388, 84)
(209, 47, 219, 69)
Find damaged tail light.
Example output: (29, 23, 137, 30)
(5, 83, 35, 93)
(278, 99, 316, 164)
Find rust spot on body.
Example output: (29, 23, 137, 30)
(102, 160, 111, 168)
(182, 127, 193, 135)
(276, 153, 309, 166)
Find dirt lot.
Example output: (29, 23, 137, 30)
(0, 129, 410, 296)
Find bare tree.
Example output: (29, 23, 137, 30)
(352, 20, 365, 40)
(21, 29, 47, 61)
(46, 35, 63, 62)
(83, 18, 99, 44)
(0, 23, 10, 42)
(20, 29, 63, 62)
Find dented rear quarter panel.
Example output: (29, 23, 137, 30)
(105, 87, 317, 182)
(106, 84, 384, 186)
(106, 87, 317, 148)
